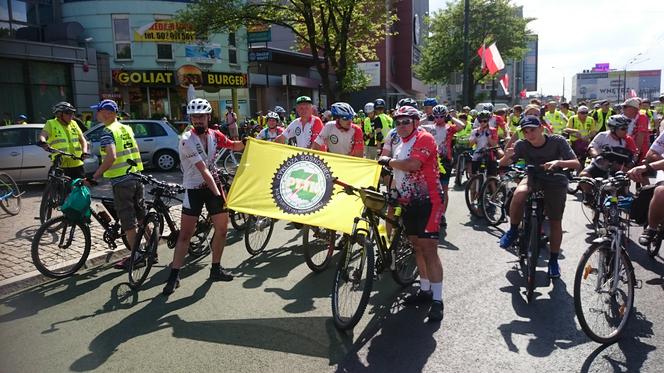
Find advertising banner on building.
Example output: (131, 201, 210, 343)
(134, 21, 196, 43)
(112, 70, 176, 86)
(574, 70, 661, 102)
(185, 44, 222, 63)
(356, 62, 381, 87)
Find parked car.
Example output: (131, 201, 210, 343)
(85, 120, 180, 172)
(0, 124, 99, 183)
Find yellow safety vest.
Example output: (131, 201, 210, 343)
(99, 121, 143, 179)
(377, 113, 392, 143)
(544, 110, 566, 134)
(567, 115, 595, 142)
(44, 118, 84, 168)
(640, 109, 656, 130)
(593, 109, 613, 132)
(508, 115, 523, 140)
(363, 117, 373, 145)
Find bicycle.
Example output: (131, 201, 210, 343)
(0, 172, 22, 215)
(39, 148, 85, 224)
(480, 166, 525, 226)
(464, 146, 499, 218)
(214, 147, 243, 176)
(301, 225, 339, 273)
(330, 178, 419, 330)
(453, 142, 472, 188)
(573, 173, 636, 344)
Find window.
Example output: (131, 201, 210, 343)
(228, 32, 237, 64)
(129, 123, 149, 138)
(228, 32, 236, 47)
(147, 122, 167, 136)
(112, 15, 131, 60)
(228, 49, 237, 65)
(156, 44, 172, 60)
(0, 128, 27, 147)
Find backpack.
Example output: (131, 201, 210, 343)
(61, 178, 92, 222)
(629, 183, 658, 225)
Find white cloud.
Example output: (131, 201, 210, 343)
(429, 0, 664, 98)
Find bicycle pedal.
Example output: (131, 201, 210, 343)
(635, 279, 643, 289)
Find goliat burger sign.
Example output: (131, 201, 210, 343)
(112, 68, 248, 88)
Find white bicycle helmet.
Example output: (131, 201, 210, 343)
(331, 102, 356, 120)
(364, 102, 375, 114)
(266, 111, 280, 120)
(187, 98, 213, 114)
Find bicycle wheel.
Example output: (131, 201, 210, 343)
(223, 151, 243, 175)
(244, 215, 275, 256)
(464, 174, 484, 217)
(0, 173, 21, 215)
(481, 177, 505, 225)
(332, 231, 375, 330)
(390, 228, 418, 286)
(39, 182, 61, 224)
(31, 216, 91, 278)
(128, 212, 161, 289)
(454, 155, 466, 187)
(303, 226, 336, 273)
(230, 210, 248, 231)
(574, 243, 635, 344)
(188, 212, 212, 258)
(525, 216, 540, 303)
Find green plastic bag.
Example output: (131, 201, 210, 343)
(61, 178, 91, 222)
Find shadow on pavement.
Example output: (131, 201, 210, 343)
(497, 270, 586, 357)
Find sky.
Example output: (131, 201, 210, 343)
(429, 0, 664, 98)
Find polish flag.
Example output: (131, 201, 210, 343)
(500, 74, 509, 95)
(519, 88, 527, 98)
(477, 43, 505, 75)
(628, 89, 637, 98)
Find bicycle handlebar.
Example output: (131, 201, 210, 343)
(44, 147, 86, 161)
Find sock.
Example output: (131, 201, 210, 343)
(431, 282, 443, 302)
(168, 268, 180, 282)
(420, 278, 431, 292)
(211, 262, 221, 271)
(510, 224, 518, 232)
(550, 252, 559, 263)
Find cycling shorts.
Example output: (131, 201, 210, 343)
(439, 158, 454, 186)
(402, 199, 442, 239)
(182, 188, 227, 217)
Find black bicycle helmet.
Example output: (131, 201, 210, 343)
(52, 101, 76, 114)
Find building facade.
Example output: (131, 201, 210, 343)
(571, 69, 661, 104)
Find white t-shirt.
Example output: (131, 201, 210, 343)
(421, 123, 449, 156)
(470, 127, 496, 161)
(257, 127, 284, 142)
(314, 121, 363, 155)
(283, 116, 324, 149)
(179, 129, 233, 189)
(650, 132, 664, 183)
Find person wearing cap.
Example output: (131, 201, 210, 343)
(16, 114, 28, 124)
(363, 102, 377, 158)
(225, 105, 238, 140)
(543, 101, 567, 135)
(422, 97, 438, 125)
(591, 100, 613, 133)
(622, 97, 650, 162)
(560, 102, 574, 121)
(499, 116, 580, 278)
(37, 101, 90, 181)
(275, 95, 324, 149)
(89, 99, 145, 270)
(372, 98, 393, 151)
(377, 105, 445, 322)
(564, 105, 596, 171)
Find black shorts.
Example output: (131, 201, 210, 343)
(439, 158, 454, 186)
(402, 199, 442, 240)
(582, 164, 609, 179)
(63, 166, 85, 180)
(182, 188, 227, 217)
(471, 159, 498, 176)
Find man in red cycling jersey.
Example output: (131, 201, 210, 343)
(622, 97, 650, 162)
(378, 105, 444, 322)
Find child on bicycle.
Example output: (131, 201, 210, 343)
(498, 116, 579, 278)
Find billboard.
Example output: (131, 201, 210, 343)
(574, 69, 661, 102)
(185, 44, 222, 63)
(134, 21, 196, 43)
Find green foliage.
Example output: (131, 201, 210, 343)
(178, 0, 395, 100)
(416, 0, 533, 104)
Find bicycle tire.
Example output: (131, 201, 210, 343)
(390, 228, 418, 286)
(223, 151, 242, 175)
(464, 174, 484, 218)
(454, 155, 466, 187)
(31, 216, 91, 278)
(128, 212, 161, 289)
(481, 177, 505, 225)
(303, 226, 335, 273)
(244, 215, 275, 256)
(526, 216, 539, 303)
(188, 213, 212, 258)
(230, 210, 248, 231)
(574, 243, 635, 344)
(0, 172, 21, 215)
(39, 181, 59, 224)
(332, 231, 374, 330)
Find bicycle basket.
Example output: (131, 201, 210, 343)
(360, 189, 386, 211)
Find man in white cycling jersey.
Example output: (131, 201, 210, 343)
(163, 98, 244, 295)
(256, 111, 284, 142)
(275, 95, 323, 149)
(312, 102, 364, 157)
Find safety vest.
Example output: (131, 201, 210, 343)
(45, 118, 84, 168)
(99, 121, 143, 179)
(257, 115, 266, 128)
(508, 115, 523, 140)
(567, 115, 595, 142)
(363, 117, 374, 145)
(377, 113, 392, 143)
(640, 109, 656, 130)
(592, 109, 613, 132)
(544, 110, 566, 134)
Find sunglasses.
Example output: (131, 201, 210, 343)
(433, 115, 447, 119)
(395, 118, 414, 126)
(479, 119, 489, 123)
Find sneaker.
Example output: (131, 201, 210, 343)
(162, 277, 180, 296)
(209, 267, 234, 282)
(427, 301, 444, 322)
(499, 228, 518, 249)
(548, 261, 560, 278)
(638, 228, 656, 246)
(403, 289, 433, 306)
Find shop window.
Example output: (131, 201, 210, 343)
(157, 44, 173, 60)
(112, 14, 131, 60)
(228, 32, 237, 64)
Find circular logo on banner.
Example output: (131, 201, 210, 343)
(295, 127, 302, 136)
(329, 134, 339, 144)
(272, 154, 333, 215)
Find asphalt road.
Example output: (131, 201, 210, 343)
(1, 178, 663, 372)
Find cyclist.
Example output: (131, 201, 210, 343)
(627, 130, 664, 244)
(256, 112, 284, 141)
(377, 105, 444, 322)
(578, 114, 637, 202)
(363, 102, 377, 158)
(422, 97, 438, 125)
(622, 98, 650, 162)
(373, 98, 393, 152)
(88, 100, 144, 270)
(37, 101, 90, 180)
(421, 104, 466, 227)
(312, 102, 364, 157)
(591, 100, 613, 133)
(498, 116, 579, 278)
(469, 110, 499, 178)
(275, 96, 324, 149)
(563, 105, 596, 172)
(274, 106, 287, 124)
(560, 102, 574, 121)
(163, 98, 245, 295)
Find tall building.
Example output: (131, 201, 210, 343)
(571, 68, 661, 104)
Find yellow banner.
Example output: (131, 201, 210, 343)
(227, 138, 381, 234)
(134, 21, 196, 43)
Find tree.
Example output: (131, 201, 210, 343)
(416, 0, 533, 106)
(177, 0, 396, 101)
